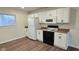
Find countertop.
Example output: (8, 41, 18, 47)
(57, 29, 69, 33)
(38, 27, 69, 33)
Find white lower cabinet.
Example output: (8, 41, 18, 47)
(37, 30, 43, 42)
(54, 32, 68, 49)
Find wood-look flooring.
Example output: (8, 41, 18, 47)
(0, 37, 78, 51)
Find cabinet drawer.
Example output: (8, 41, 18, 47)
(37, 30, 43, 42)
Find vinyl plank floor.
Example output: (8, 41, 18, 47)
(0, 37, 78, 51)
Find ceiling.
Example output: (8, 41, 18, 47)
(0, 7, 43, 12)
(19, 7, 79, 12)
(22, 7, 42, 11)
(12, 7, 43, 12)
(0, 7, 78, 13)
(0, 7, 65, 12)
(8, 7, 59, 12)
(18, 7, 60, 12)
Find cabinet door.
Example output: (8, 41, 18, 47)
(54, 32, 67, 49)
(63, 8, 70, 23)
(37, 30, 43, 42)
(45, 10, 57, 23)
(38, 12, 42, 23)
(43, 31, 54, 46)
(39, 12, 47, 23)
(57, 8, 70, 23)
(51, 10, 57, 17)
(28, 17, 35, 26)
(57, 8, 64, 23)
(51, 10, 57, 23)
(33, 13, 39, 17)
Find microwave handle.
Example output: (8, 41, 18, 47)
(55, 16, 57, 22)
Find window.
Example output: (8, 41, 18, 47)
(0, 14, 16, 26)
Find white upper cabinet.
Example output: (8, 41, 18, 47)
(29, 8, 76, 24)
(28, 13, 41, 23)
(28, 13, 39, 17)
(38, 12, 47, 23)
(45, 10, 56, 19)
(37, 13, 42, 23)
(39, 10, 57, 23)
(45, 10, 57, 23)
(63, 8, 70, 23)
(56, 8, 70, 23)
(33, 13, 39, 17)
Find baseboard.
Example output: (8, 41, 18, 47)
(0, 36, 26, 44)
(54, 45, 66, 51)
(69, 44, 79, 49)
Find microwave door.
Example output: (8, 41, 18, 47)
(46, 19, 53, 22)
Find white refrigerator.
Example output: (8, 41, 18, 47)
(27, 17, 40, 40)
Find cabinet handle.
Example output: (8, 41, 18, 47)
(58, 34, 62, 35)
(59, 36, 62, 39)
(56, 16, 57, 22)
(39, 32, 40, 34)
(49, 14, 52, 16)
(61, 20, 63, 23)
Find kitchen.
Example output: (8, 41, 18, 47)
(0, 7, 78, 51)
(26, 7, 77, 50)
(0, 0, 78, 59)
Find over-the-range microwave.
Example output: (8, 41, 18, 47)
(45, 18, 56, 23)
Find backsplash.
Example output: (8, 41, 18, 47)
(40, 23, 76, 30)
(40, 23, 47, 28)
(40, 23, 70, 29)
(58, 24, 70, 29)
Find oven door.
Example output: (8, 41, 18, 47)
(43, 31, 54, 46)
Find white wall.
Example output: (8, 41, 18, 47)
(69, 9, 79, 48)
(0, 8, 28, 44)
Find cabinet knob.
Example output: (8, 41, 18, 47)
(58, 34, 62, 35)
(61, 20, 63, 23)
(49, 14, 52, 16)
(59, 36, 61, 39)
